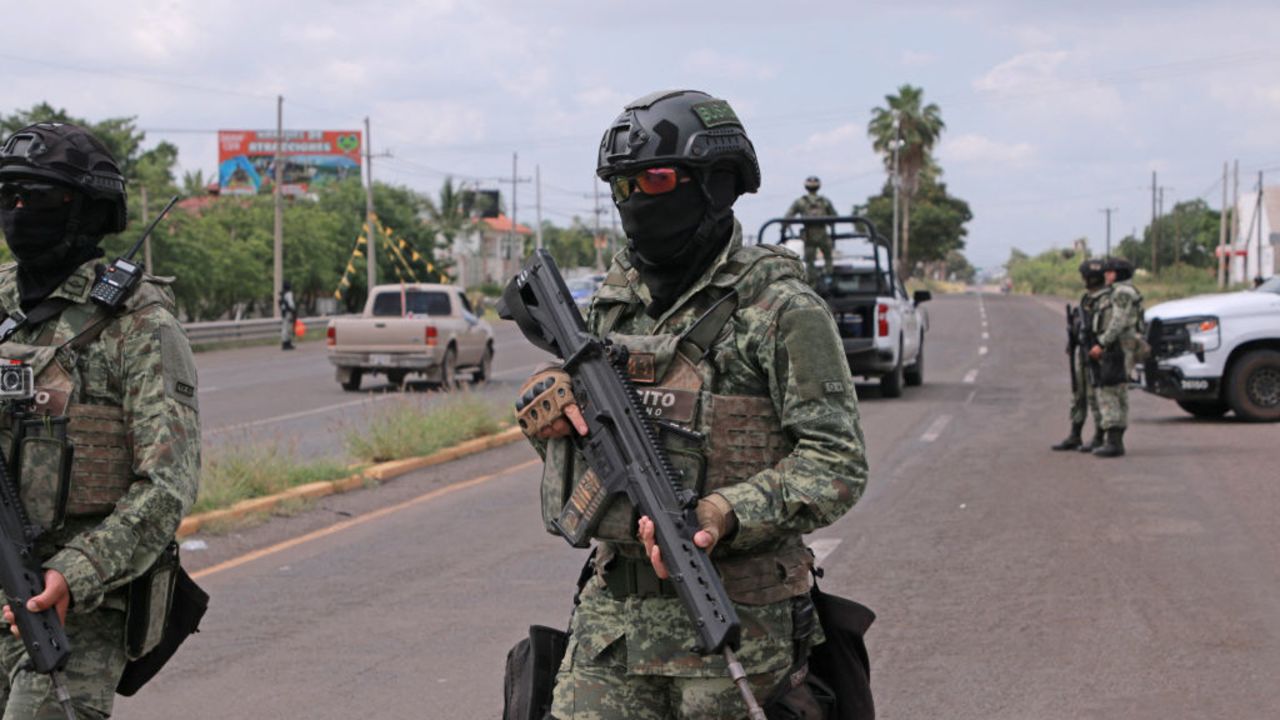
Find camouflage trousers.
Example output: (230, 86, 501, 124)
(1069, 352, 1100, 429)
(1096, 384, 1128, 430)
(550, 636, 790, 720)
(0, 608, 126, 719)
(802, 237, 833, 284)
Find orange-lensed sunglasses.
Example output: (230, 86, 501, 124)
(609, 167, 689, 203)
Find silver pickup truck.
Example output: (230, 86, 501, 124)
(326, 283, 494, 391)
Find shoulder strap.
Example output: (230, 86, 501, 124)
(0, 296, 74, 344)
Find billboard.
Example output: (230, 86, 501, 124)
(218, 130, 362, 196)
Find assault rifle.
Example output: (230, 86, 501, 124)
(0, 445, 77, 719)
(498, 249, 766, 720)
(1065, 304, 1078, 393)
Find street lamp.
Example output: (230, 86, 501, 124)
(891, 112, 902, 276)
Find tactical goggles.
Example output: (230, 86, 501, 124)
(0, 182, 71, 211)
(609, 167, 690, 203)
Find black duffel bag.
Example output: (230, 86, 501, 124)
(116, 566, 209, 696)
(807, 583, 875, 720)
(503, 625, 568, 720)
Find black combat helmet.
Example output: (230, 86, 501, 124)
(596, 90, 760, 194)
(0, 123, 127, 233)
(804, 176, 820, 192)
(1103, 256, 1135, 282)
(1079, 258, 1106, 287)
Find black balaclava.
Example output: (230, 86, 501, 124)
(0, 189, 108, 311)
(619, 167, 738, 318)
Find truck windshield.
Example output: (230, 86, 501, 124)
(372, 290, 452, 317)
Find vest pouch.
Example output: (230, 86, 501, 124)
(0, 343, 74, 417)
(125, 542, 180, 660)
(16, 416, 72, 533)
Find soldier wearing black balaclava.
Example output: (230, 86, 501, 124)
(513, 90, 869, 719)
(0, 123, 203, 718)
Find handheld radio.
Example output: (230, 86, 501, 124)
(90, 195, 181, 310)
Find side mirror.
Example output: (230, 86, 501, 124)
(913, 290, 932, 305)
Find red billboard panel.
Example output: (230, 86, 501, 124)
(218, 130, 362, 196)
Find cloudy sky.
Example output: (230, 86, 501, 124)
(5, 0, 1279, 269)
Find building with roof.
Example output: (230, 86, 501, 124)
(441, 214, 534, 288)
(1230, 185, 1280, 284)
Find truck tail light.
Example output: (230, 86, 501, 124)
(326, 325, 336, 346)
(425, 326, 438, 347)
(877, 304, 889, 337)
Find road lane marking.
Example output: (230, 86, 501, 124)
(205, 395, 398, 436)
(979, 346, 989, 356)
(963, 369, 978, 384)
(809, 539, 842, 566)
(920, 414, 952, 443)
(965, 389, 977, 404)
(982, 332, 990, 340)
(192, 458, 542, 580)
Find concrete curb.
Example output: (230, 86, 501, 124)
(177, 425, 526, 538)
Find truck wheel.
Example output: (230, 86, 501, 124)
(472, 343, 494, 384)
(904, 334, 925, 387)
(339, 368, 363, 392)
(880, 339, 905, 398)
(1175, 399, 1229, 418)
(438, 347, 458, 391)
(1225, 349, 1280, 421)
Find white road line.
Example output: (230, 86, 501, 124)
(809, 539, 843, 566)
(963, 369, 979, 384)
(979, 346, 989, 356)
(920, 414, 952, 443)
(206, 395, 398, 436)
(982, 332, 990, 340)
(965, 389, 977, 404)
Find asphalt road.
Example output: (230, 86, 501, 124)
(118, 292, 1280, 719)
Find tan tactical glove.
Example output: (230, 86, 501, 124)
(695, 493, 738, 550)
(515, 368, 585, 439)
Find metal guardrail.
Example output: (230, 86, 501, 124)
(182, 316, 339, 345)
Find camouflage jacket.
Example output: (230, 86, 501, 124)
(1095, 280, 1142, 348)
(0, 260, 200, 614)
(785, 193, 838, 242)
(532, 221, 868, 676)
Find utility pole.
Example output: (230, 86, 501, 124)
(1232, 159, 1240, 283)
(535, 164, 543, 251)
(1100, 207, 1117, 257)
(364, 116, 377, 292)
(1150, 171, 1157, 275)
(592, 179, 605, 271)
(1218, 161, 1229, 288)
(1257, 171, 1265, 282)
(273, 95, 284, 320)
(140, 184, 153, 272)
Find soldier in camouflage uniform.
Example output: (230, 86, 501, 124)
(1051, 259, 1107, 451)
(517, 90, 867, 719)
(0, 123, 200, 718)
(784, 177, 837, 284)
(1087, 257, 1143, 458)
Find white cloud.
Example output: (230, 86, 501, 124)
(797, 123, 864, 154)
(683, 49, 779, 81)
(374, 100, 488, 147)
(973, 50, 1070, 94)
(940, 133, 1036, 168)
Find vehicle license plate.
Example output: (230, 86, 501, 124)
(369, 354, 392, 366)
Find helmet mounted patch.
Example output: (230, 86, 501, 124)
(691, 100, 741, 129)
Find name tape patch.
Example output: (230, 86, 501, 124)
(692, 100, 741, 129)
(823, 380, 845, 395)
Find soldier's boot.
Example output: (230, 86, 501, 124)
(1093, 428, 1126, 458)
(1079, 427, 1103, 453)
(1051, 422, 1084, 451)
(282, 340, 295, 351)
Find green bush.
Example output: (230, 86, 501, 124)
(344, 391, 506, 463)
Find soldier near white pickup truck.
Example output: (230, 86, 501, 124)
(326, 283, 494, 391)
(761, 215, 930, 398)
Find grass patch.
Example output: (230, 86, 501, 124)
(194, 442, 358, 514)
(345, 391, 506, 463)
(1007, 247, 1249, 303)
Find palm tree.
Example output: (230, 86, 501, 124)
(181, 169, 209, 197)
(869, 85, 945, 277)
(420, 177, 472, 249)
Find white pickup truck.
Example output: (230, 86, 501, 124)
(326, 283, 494, 391)
(762, 216, 930, 398)
(1140, 276, 1280, 421)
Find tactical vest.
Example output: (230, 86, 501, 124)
(572, 245, 814, 605)
(0, 297, 150, 529)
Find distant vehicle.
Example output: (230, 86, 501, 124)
(326, 283, 494, 391)
(759, 215, 930, 398)
(567, 274, 605, 316)
(1140, 275, 1280, 421)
